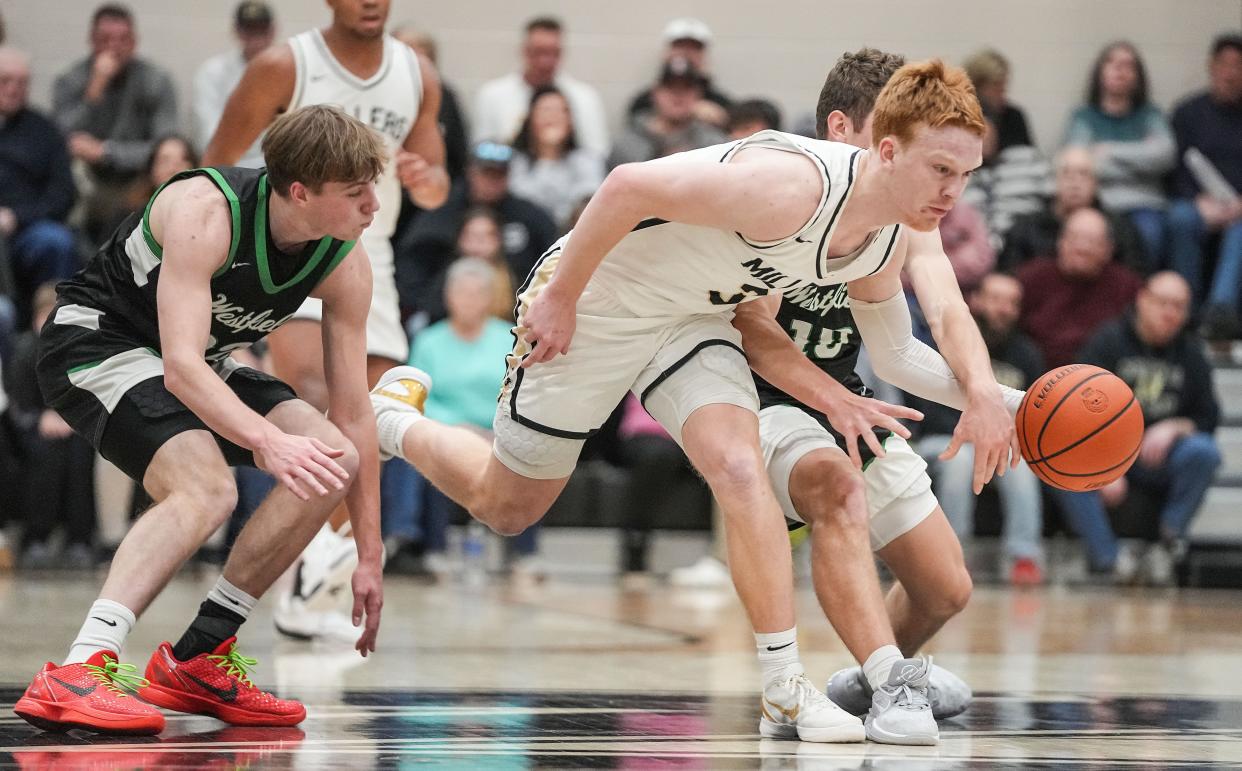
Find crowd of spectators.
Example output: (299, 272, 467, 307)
(0, 2, 1238, 587)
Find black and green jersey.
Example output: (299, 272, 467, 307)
(54, 166, 354, 364)
(754, 281, 893, 453)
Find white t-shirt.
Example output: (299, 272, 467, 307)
(193, 49, 263, 168)
(472, 71, 609, 158)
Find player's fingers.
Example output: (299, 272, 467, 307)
(311, 438, 345, 458)
(282, 472, 311, 502)
(294, 466, 329, 497)
(846, 435, 864, 470)
(882, 403, 924, 422)
(311, 450, 350, 482)
(352, 592, 364, 626)
(308, 456, 347, 490)
(939, 433, 963, 461)
(862, 429, 886, 460)
(880, 415, 911, 439)
(1010, 434, 1022, 468)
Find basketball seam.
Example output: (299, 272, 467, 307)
(1036, 440, 1141, 480)
(1033, 368, 1108, 460)
(1026, 395, 1139, 467)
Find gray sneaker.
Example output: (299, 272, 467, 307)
(827, 662, 971, 720)
(863, 657, 939, 745)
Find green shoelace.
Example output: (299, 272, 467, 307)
(207, 645, 258, 687)
(82, 658, 150, 697)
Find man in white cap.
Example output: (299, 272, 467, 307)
(626, 17, 732, 127)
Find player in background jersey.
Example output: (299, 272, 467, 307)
(204, 0, 449, 642)
(15, 106, 385, 735)
(734, 48, 1024, 744)
(372, 60, 1016, 743)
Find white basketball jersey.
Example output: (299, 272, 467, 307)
(288, 29, 422, 242)
(548, 131, 902, 317)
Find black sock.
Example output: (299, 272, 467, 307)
(171, 599, 245, 661)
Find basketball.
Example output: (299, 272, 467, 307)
(1016, 364, 1145, 492)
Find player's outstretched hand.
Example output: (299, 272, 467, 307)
(351, 559, 384, 657)
(254, 431, 350, 501)
(521, 286, 576, 367)
(941, 394, 1018, 494)
(822, 391, 922, 470)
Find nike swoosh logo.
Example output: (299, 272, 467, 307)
(795, 236, 813, 244)
(222, 595, 241, 605)
(764, 698, 799, 720)
(766, 641, 794, 651)
(92, 616, 118, 627)
(185, 671, 239, 702)
(51, 676, 97, 697)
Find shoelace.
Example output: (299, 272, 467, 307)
(82, 659, 150, 697)
(207, 645, 258, 687)
(792, 674, 834, 709)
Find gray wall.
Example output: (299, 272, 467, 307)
(5, 0, 1241, 154)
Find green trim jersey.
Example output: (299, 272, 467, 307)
(52, 166, 354, 367)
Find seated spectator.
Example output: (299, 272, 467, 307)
(1167, 34, 1242, 339)
(0, 47, 78, 327)
(101, 134, 198, 239)
(1062, 41, 1176, 267)
(963, 48, 1034, 152)
(456, 207, 516, 322)
(192, 1, 275, 169)
(509, 86, 605, 231)
(2, 284, 96, 570)
(726, 98, 782, 139)
(627, 18, 731, 129)
(958, 115, 1050, 242)
(912, 273, 1045, 584)
(52, 4, 178, 246)
(999, 146, 1148, 274)
(1017, 207, 1143, 368)
(396, 141, 557, 325)
(400, 258, 526, 571)
(610, 57, 728, 167)
(1056, 272, 1220, 584)
(934, 199, 995, 294)
(473, 16, 608, 157)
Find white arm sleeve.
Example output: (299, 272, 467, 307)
(850, 291, 1026, 415)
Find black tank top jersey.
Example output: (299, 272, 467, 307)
(753, 282, 872, 406)
(753, 281, 894, 460)
(56, 167, 354, 363)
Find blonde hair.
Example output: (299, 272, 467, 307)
(871, 59, 986, 147)
(262, 105, 386, 197)
(962, 49, 1009, 91)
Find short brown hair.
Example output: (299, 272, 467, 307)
(815, 48, 906, 139)
(262, 105, 386, 197)
(871, 59, 986, 147)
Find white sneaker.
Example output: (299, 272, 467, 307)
(370, 366, 433, 461)
(292, 523, 358, 613)
(669, 556, 732, 588)
(827, 662, 972, 719)
(273, 594, 359, 645)
(1113, 543, 1141, 585)
(760, 664, 865, 743)
(1143, 542, 1176, 586)
(864, 657, 939, 745)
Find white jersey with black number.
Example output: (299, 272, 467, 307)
(538, 130, 902, 318)
(288, 28, 422, 242)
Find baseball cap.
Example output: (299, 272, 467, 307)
(235, 1, 273, 32)
(658, 55, 706, 88)
(662, 18, 712, 46)
(471, 141, 513, 168)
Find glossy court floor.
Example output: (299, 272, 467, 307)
(2, 571, 1241, 769)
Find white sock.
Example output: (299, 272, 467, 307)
(756, 627, 801, 687)
(207, 576, 258, 621)
(65, 599, 137, 665)
(379, 411, 424, 462)
(863, 644, 904, 692)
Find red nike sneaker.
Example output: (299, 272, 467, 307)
(139, 637, 306, 726)
(14, 650, 165, 735)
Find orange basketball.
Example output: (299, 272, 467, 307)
(1016, 364, 1145, 492)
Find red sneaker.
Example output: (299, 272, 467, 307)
(1009, 557, 1044, 586)
(14, 651, 165, 735)
(139, 637, 306, 726)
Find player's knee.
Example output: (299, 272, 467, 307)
(929, 568, 973, 621)
(334, 436, 360, 481)
(187, 472, 239, 528)
(474, 503, 536, 537)
(697, 447, 765, 496)
(800, 465, 867, 530)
